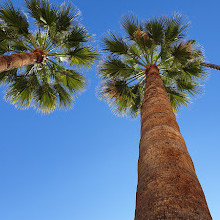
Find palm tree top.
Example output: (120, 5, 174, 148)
(0, 0, 97, 113)
(98, 13, 207, 117)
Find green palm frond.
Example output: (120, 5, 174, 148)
(165, 86, 190, 112)
(0, 1, 29, 35)
(55, 3, 78, 32)
(121, 14, 140, 40)
(0, 68, 17, 84)
(34, 82, 57, 113)
(25, 0, 58, 28)
(103, 32, 129, 55)
(47, 62, 86, 93)
(5, 74, 35, 109)
(144, 17, 165, 44)
(10, 40, 29, 52)
(99, 13, 207, 117)
(61, 47, 97, 67)
(64, 26, 91, 48)
(98, 79, 144, 117)
(0, 41, 10, 54)
(102, 32, 147, 66)
(171, 43, 191, 65)
(4, 62, 86, 113)
(99, 58, 137, 79)
(25, 0, 78, 32)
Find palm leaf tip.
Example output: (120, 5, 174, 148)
(102, 32, 129, 55)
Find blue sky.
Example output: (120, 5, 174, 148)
(0, 0, 220, 219)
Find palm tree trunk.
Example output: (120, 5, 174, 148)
(201, 62, 220, 71)
(135, 65, 212, 220)
(0, 50, 43, 73)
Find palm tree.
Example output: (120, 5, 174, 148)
(0, 0, 97, 113)
(98, 14, 212, 219)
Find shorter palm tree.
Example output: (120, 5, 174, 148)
(98, 13, 212, 219)
(0, 0, 97, 113)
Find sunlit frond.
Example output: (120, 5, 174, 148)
(63, 26, 91, 48)
(144, 17, 165, 44)
(0, 1, 29, 35)
(99, 58, 137, 79)
(121, 14, 140, 40)
(103, 32, 129, 55)
(98, 79, 144, 117)
(55, 3, 79, 32)
(62, 47, 97, 67)
(165, 86, 190, 112)
(0, 68, 17, 84)
(164, 13, 189, 44)
(25, 0, 58, 28)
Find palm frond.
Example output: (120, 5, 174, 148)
(102, 32, 129, 55)
(10, 40, 29, 52)
(165, 86, 190, 112)
(25, 0, 78, 32)
(121, 14, 140, 40)
(171, 43, 191, 65)
(164, 13, 189, 44)
(61, 47, 97, 67)
(0, 41, 10, 54)
(144, 17, 165, 44)
(34, 82, 57, 113)
(98, 79, 144, 117)
(5, 74, 35, 109)
(0, 68, 17, 84)
(47, 62, 86, 93)
(55, 2, 79, 32)
(99, 58, 136, 79)
(64, 26, 91, 48)
(53, 83, 73, 108)
(25, 0, 57, 28)
(0, 1, 29, 35)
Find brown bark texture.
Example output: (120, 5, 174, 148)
(135, 65, 212, 220)
(201, 62, 220, 71)
(0, 51, 43, 73)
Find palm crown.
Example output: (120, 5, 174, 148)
(0, 0, 97, 113)
(98, 14, 206, 117)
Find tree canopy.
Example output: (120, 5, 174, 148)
(98, 13, 207, 117)
(0, 0, 97, 113)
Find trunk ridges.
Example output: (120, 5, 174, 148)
(0, 49, 45, 73)
(33, 48, 45, 63)
(202, 62, 220, 71)
(135, 65, 212, 220)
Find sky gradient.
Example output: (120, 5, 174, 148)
(0, 0, 220, 219)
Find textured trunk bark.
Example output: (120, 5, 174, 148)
(201, 62, 220, 71)
(135, 65, 212, 220)
(0, 51, 43, 73)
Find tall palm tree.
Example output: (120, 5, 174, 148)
(0, 0, 97, 113)
(98, 14, 212, 219)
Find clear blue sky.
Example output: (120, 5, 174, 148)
(0, 0, 220, 219)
